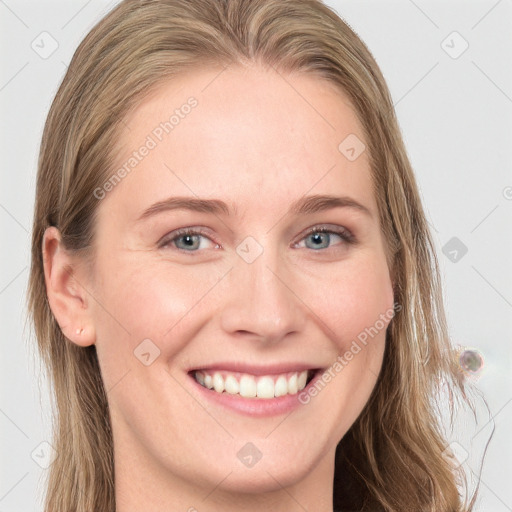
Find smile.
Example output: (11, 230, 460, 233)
(193, 369, 315, 399)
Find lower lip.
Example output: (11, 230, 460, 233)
(188, 370, 322, 417)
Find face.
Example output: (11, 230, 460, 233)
(47, 64, 395, 507)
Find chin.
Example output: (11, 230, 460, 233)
(218, 464, 309, 495)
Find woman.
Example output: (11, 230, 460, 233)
(28, 0, 482, 510)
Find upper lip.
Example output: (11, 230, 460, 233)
(188, 362, 323, 376)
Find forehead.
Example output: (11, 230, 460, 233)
(103, 64, 375, 221)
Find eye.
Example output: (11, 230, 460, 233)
(158, 228, 219, 252)
(158, 225, 355, 253)
(294, 226, 355, 250)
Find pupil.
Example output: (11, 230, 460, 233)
(312, 233, 326, 245)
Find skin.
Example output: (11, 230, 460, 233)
(43, 64, 395, 512)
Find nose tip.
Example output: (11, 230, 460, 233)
(219, 256, 306, 344)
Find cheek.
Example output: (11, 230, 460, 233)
(291, 255, 393, 439)
(91, 255, 227, 372)
(298, 255, 394, 349)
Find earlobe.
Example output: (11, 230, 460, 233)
(42, 226, 96, 347)
(71, 325, 95, 346)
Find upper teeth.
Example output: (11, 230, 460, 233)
(194, 370, 309, 399)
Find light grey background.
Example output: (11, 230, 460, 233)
(1, 0, 511, 510)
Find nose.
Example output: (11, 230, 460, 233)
(219, 244, 306, 344)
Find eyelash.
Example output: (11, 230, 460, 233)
(158, 225, 355, 253)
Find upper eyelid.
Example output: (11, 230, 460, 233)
(299, 224, 351, 236)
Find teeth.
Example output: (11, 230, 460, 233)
(274, 375, 288, 397)
(204, 374, 213, 389)
(213, 372, 224, 393)
(194, 370, 310, 399)
(257, 376, 274, 398)
(240, 375, 256, 398)
(288, 373, 298, 394)
(239, 375, 257, 397)
(224, 375, 239, 394)
(196, 372, 205, 386)
(297, 370, 307, 390)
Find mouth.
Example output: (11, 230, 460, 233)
(189, 368, 320, 399)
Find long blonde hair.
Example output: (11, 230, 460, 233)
(28, 0, 482, 510)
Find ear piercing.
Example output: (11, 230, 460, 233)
(75, 328, 84, 335)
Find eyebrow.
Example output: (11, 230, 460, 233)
(137, 194, 372, 221)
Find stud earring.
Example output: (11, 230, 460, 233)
(75, 328, 84, 335)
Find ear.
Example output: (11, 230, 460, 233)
(42, 226, 96, 347)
